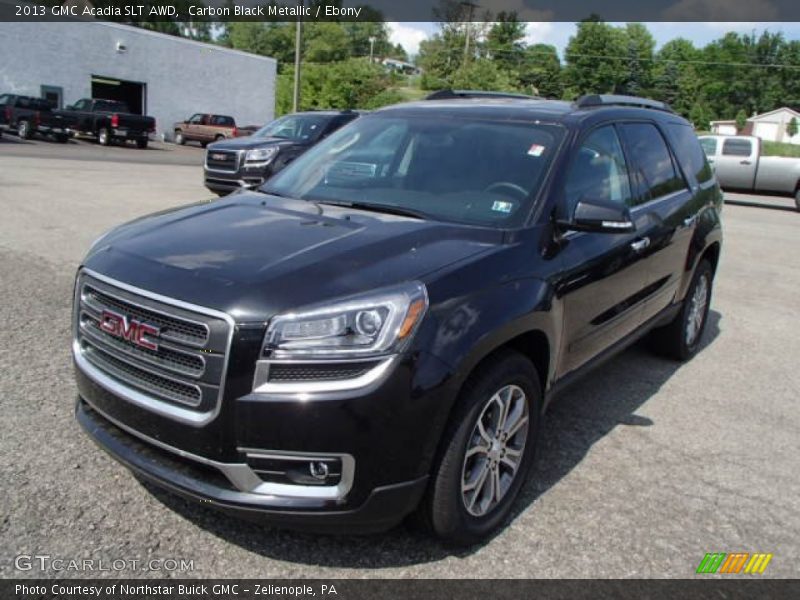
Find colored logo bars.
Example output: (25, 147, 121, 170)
(696, 553, 773, 574)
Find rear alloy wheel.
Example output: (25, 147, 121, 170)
(649, 259, 713, 361)
(17, 120, 32, 139)
(98, 128, 111, 146)
(421, 350, 540, 544)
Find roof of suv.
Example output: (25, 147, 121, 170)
(376, 92, 684, 127)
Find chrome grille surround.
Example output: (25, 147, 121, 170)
(73, 269, 235, 426)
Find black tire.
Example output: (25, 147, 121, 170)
(17, 120, 32, 139)
(175, 130, 185, 145)
(215, 134, 225, 142)
(136, 138, 148, 149)
(649, 259, 714, 361)
(55, 134, 69, 143)
(98, 128, 111, 146)
(201, 141, 208, 148)
(420, 350, 541, 545)
(794, 188, 800, 212)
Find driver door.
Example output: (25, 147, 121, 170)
(554, 124, 653, 376)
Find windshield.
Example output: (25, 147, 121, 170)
(254, 114, 331, 141)
(262, 114, 564, 227)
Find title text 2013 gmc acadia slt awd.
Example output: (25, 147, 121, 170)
(74, 93, 722, 544)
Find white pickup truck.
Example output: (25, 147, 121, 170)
(698, 134, 800, 211)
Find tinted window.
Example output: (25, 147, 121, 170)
(699, 137, 718, 157)
(666, 124, 713, 184)
(73, 99, 89, 110)
(189, 114, 204, 124)
(0, 94, 10, 105)
(564, 126, 632, 216)
(620, 123, 686, 202)
(722, 138, 752, 157)
(263, 115, 564, 228)
(94, 100, 129, 113)
(254, 114, 333, 142)
(212, 115, 234, 126)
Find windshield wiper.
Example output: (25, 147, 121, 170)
(315, 200, 428, 220)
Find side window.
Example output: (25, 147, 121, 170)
(189, 114, 203, 124)
(666, 123, 714, 184)
(73, 99, 89, 111)
(699, 137, 718, 157)
(619, 123, 686, 203)
(722, 138, 752, 157)
(564, 125, 633, 216)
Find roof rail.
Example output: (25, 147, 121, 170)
(575, 94, 674, 113)
(425, 89, 540, 101)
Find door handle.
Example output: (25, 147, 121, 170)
(683, 214, 697, 228)
(740, 160, 752, 165)
(630, 237, 651, 253)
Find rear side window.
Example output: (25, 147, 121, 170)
(666, 124, 714, 184)
(722, 138, 752, 157)
(0, 94, 10, 105)
(619, 123, 686, 203)
(564, 125, 633, 215)
(212, 115, 234, 126)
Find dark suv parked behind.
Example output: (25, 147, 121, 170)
(203, 110, 361, 195)
(73, 93, 722, 543)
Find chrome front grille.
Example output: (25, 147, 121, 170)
(205, 149, 241, 173)
(74, 270, 233, 424)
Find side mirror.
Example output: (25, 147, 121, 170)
(559, 197, 635, 233)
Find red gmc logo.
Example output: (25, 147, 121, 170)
(99, 309, 160, 351)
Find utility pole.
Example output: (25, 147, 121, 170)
(292, 9, 303, 113)
(369, 36, 376, 63)
(461, 2, 478, 64)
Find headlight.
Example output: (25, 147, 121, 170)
(245, 146, 279, 163)
(263, 282, 428, 358)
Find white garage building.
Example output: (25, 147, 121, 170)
(0, 19, 277, 138)
(746, 107, 800, 145)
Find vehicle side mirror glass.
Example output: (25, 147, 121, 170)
(560, 197, 635, 233)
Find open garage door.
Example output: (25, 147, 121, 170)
(91, 75, 145, 115)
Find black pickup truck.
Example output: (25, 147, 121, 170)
(59, 98, 156, 148)
(0, 94, 71, 142)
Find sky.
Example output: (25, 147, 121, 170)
(387, 21, 800, 58)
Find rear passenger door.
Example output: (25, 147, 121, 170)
(618, 121, 696, 323)
(714, 137, 757, 190)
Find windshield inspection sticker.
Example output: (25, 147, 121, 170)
(492, 201, 514, 213)
(527, 144, 546, 157)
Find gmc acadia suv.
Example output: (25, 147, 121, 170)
(73, 93, 722, 543)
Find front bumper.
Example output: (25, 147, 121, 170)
(76, 397, 428, 533)
(204, 167, 269, 194)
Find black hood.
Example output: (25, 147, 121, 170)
(84, 193, 502, 322)
(207, 136, 300, 151)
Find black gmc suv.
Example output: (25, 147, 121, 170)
(203, 110, 361, 195)
(73, 93, 722, 543)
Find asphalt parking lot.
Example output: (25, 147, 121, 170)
(1, 138, 798, 579)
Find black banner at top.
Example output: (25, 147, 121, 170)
(3, 0, 800, 22)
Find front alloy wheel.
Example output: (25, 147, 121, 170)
(685, 272, 709, 347)
(461, 385, 529, 517)
(421, 350, 540, 544)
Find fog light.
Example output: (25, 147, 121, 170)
(309, 461, 329, 480)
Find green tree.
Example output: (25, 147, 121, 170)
(619, 23, 655, 95)
(735, 109, 748, 131)
(517, 44, 562, 97)
(788, 117, 799, 138)
(563, 19, 627, 97)
(451, 59, 517, 92)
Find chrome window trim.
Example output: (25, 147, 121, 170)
(82, 398, 354, 500)
(73, 268, 235, 427)
(251, 355, 398, 394)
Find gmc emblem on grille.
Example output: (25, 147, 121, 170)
(99, 309, 160, 351)
(210, 153, 228, 161)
